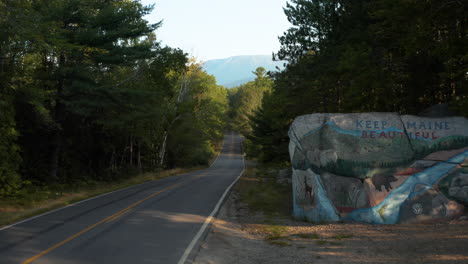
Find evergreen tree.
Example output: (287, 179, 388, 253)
(166, 62, 228, 167)
(23, 0, 158, 180)
(0, 0, 31, 196)
(249, 0, 467, 162)
(229, 67, 273, 135)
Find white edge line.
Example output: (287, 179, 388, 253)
(208, 133, 230, 169)
(0, 136, 226, 232)
(209, 153, 220, 169)
(177, 139, 245, 264)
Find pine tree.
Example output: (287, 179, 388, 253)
(25, 0, 158, 180)
(0, 0, 31, 196)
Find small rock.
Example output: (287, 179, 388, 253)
(448, 186, 461, 197)
(448, 174, 468, 204)
(451, 173, 468, 186)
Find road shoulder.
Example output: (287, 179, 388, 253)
(193, 164, 468, 264)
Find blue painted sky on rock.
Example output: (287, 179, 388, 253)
(140, 0, 291, 61)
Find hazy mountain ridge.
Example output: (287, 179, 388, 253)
(203, 55, 285, 88)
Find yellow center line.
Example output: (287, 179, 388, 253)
(22, 181, 186, 264)
(104, 208, 134, 223)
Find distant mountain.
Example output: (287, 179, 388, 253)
(223, 78, 254, 88)
(203, 55, 285, 88)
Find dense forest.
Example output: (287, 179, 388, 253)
(0, 0, 227, 198)
(1, 0, 467, 202)
(244, 0, 468, 162)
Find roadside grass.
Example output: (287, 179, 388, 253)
(263, 224, 293, 246)
(264, 225, 288, 241)
(234, 161, 293, 246)
(234, 162, 292, 217)
(0, 166, 205, 228)
(301, 233, 353, 247)
(332, 233, 354, 240)
(316, 240, 328, 245)
(233, 161, 355, 249)
(295, 233, 320, 239)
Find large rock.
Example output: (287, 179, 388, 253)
(447, 172, 468, 204)
(289, 113, 468, 223)
(292, 169, 340, 222)
(398, 188, 463, 224)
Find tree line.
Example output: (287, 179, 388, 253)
(1, 0, 466, 199)
(245, 0, 467, 162)
(0, 0, 228, 198)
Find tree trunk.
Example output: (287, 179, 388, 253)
(137, 142, 142, 173)
(156, 71, 192, 167)
(158, 115, 181, 167)
(120, 146, 128, 167)
(129, 133, 133, 167)
(110, 148, 116, 172)
(158, 130, 168, 166)
(49, 53, 66, 181)
(49, 130, 63, 181)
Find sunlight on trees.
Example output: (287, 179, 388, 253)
(0, 0, 228, 198)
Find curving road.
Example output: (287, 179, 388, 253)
(0, 132, 244, 264)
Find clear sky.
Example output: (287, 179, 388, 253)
(140, 0, 291, 61)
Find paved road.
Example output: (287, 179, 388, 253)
(0, 132, 244, 264)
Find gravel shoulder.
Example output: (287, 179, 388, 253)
(193, 190, 468, 264)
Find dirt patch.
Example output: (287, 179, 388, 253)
(193, 191, 468, 264)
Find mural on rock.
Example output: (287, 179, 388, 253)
(289, 113, 468, 224)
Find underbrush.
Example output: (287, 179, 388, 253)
(234, 162, 292, 218)
(233, 161, 360, 247)
(233, 160, 293, 246)
(0, 167, 203, 227)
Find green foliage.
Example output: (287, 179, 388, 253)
(0, 0, 229, 199)
(316, 240, 328, 245)
(228, 67, 273, 135)
(332, 233, 354, 240)
(167, 62, 228, 167)
(246, 90, 292, 162)
(236, 166, 292, 216)
(248, 0, 468, 162)
(0, 95, 21, 197)
(264, 225, 288, 241)
(0, 0, 29, 197)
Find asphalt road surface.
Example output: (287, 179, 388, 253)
(0, 132, 244, 264)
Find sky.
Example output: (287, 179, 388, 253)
(140, 0, 291, 61)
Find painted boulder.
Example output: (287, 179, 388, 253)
(289, 113, 468, 224)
